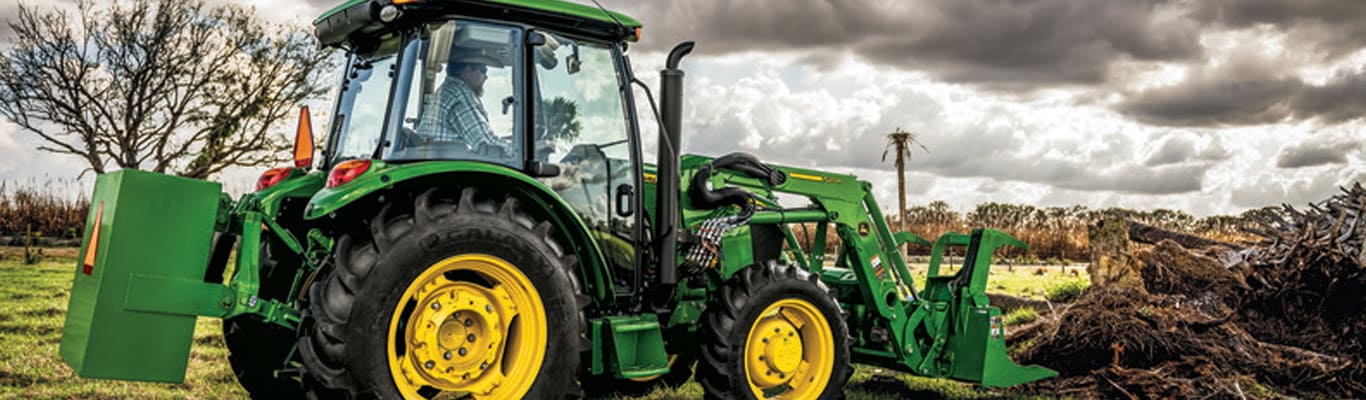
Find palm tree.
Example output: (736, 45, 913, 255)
(882, 127, 929, 232)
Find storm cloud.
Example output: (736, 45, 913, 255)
(1275, 136, 1362, 169)
(1143, 134, 1230, 167)
(607, 0, 1201, 86)
(1193, 0, 1366, 58)
(1118, 63, 1366, 127)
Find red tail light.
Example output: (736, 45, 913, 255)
(257, 167, 294, 191)
(327, 160, 372, 188)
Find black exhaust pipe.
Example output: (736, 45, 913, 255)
(656, 42, 693, 287)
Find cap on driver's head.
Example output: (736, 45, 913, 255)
(450, 48, 504, 68)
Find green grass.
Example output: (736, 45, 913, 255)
(1002, 308, 1039, 326)
(914, 263, 1090, 302)
(0, 258, 246, 399)
(1043, 279, 1088, 303)
(0, 254, 1077, 399)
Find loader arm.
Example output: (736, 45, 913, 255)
(680, 154, 1057, 387)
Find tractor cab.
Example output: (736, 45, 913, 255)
(321, 1, 647, 290)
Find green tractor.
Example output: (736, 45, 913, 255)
(58, 0, 1056, 398)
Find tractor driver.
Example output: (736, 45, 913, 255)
(416, 48, 514, 158)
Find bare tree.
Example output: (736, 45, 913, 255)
(881, 127, 929, 232)
(0, 0, 334, 179)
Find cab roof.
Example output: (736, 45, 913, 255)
(314, 0, 641, 48)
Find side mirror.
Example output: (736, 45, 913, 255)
(566, 45, 580, 75)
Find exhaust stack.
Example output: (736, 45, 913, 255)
(655, 42, 693, 287)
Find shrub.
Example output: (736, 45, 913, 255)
(1003, 307, 1039, 326)
(1046, 279, 1089, 303)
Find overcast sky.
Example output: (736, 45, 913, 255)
(1, 0, 1362, 216)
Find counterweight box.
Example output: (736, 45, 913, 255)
(59, 169, 222, 383)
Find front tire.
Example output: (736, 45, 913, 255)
(298, 187, 586, 399)
(697, 262, 852, 400)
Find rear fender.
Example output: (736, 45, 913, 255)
(303, 161, 613, 305)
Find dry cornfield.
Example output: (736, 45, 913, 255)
(0, 181, 89, 242)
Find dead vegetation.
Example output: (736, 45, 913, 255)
(1011, 183, 1366, 399)
(0, 182, 88, 244)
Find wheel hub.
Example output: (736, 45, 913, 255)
(406, 283, 514, 390)
(389, 255, 545, 399)
(743, 299, 835, 399)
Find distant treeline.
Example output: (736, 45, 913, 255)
(793, 200, 1268, 263)
(0, 182, 89, 243)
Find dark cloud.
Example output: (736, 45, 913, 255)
(1291, 70, 1366, 124)
(1193, 0, 1366, 58)
(1119, 62, 1366, 127)
(1275, 136, 1362, 168)
(605, 0, 1201, 86)
(1143, 135, 1230, 166)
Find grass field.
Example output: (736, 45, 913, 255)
(0, 251, 1085, 399)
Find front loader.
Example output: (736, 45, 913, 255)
(58, 0, 1055, 398)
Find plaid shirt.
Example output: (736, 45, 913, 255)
(417, 77, 510, 155)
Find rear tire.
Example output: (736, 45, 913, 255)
(216, 233, 307, 399)
(298, 187, 587, 399)
(697, 261, 852, 400)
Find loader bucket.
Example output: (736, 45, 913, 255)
(923, 229, 1057, 387)
(59, 169, 227, 383)
(948, 306, 1058, 387)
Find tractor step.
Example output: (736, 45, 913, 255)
(591, 314, 671, 379)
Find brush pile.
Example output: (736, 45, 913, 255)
(1011, 183, 1366, 399)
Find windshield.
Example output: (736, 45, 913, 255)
(389, 20, 524, 166)
(328, 35, 402, 164)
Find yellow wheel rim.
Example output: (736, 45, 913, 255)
(387, 254, 547, 399)
(743, 298, 834, 399)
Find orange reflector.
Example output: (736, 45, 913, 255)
(634, 27, 642, 41)
(294, 106, 314, 169)
(391, 0, 422, 4)
(83, 202, 104, 274)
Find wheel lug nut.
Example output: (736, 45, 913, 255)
(464, 319, 474, 327)
(453, 311, 461, 318)
(480, 362, 488, 370)
(443, 351, 453, 360)
(467, 334, 477, 342)
(758, 355, 764, 361)
(486, 304, 493, 312)
(458, 347, 468, 356)
(424, 361, 435, 369)
(774, 328, 780, 333)
(761, 338, 768, 343)
(430, 302, 440, 310)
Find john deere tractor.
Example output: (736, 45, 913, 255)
(58, 0, 1056, 398)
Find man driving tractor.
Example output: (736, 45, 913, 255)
(416, 47, 513, 157)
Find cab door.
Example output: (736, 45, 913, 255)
(531, 32, 641, 292)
